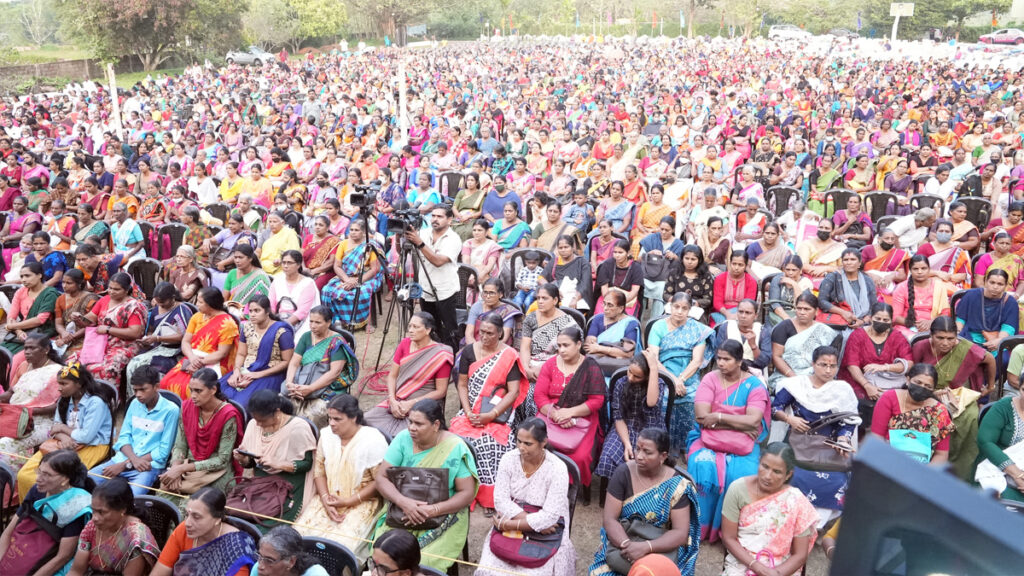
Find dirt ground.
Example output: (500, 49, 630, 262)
(349, 322, 830, 576)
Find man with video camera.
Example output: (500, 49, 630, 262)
(403, 205, 461, 348)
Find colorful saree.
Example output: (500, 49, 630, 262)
(863, 245, 909, 301)
(589, 473, 701, 576)
(448, 346, 528, 508)
(364, 341, 454, 438)
(492, 219, 532, 250)
(76, 516, 160, 574)
(651, 318, 716, 454)
(0, 487, 92, 576)
(226, 268, 271, 308)
(302, 234, 340, 290)
(452, 188, 486, 240)
(0, 362, 61, 471)
(174, 530, 255, 576)
(768, 322, 837, 388)
(2, 286, 59, 353)
(321, 240, 384, 329)
(919, 243, 972, 290)
(72, 220, 109, 246)
(221, 320, 294, 406)
(66, 296, 147, 387)
(722, 485, 817, 576)
(2, 212, 43, 269)
(160, 312, 239, 398)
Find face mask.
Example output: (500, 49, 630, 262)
(581, 151, 589, 157)
(906, 384, 934, 403)
(935, 232, 952, 244)
(872, 321, 891, 333)
(494, 184, 506, 192)
(19, 245, 30, 253)
(817, 230, 832, 241)
(879, 240, 894, 251)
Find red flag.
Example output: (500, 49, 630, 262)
(652, 11, 658, 30)
(509, 14, 514, 30)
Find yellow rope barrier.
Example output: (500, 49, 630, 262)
(0, 449, 531, 576)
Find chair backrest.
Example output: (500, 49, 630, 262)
(454, 264, 478, 310)
(227, 398, 249, 424)
(0, 283, 20, 302)
(438, 171, 465, 199)
(0, 461, 15, 526)
(560, 306, 586, 332)
(759, 273, 781, 323)
(824, 188, 856, 218)
(60, 250, 76, 269)
(960, 197, 993, 231)
(159, 389, 183, 410)
(96, 378, 120, 409)
(330, 324, 357, 352)
(224, 515, 264, 544)
(643, 314, 669, 348)
(206, 202, 231, 224)
(137, 220, 154, 245)
(909, 331, 931, 349)
(996, 336, 1024, 398)
(0, 346, 12, 386)
(303, 537, 360, 576)
(507, 247, 554, 295)
(875, 215, 899, 234)
(765, 186, 798, 218)
(949, 290, 967, 318)
(550, 449, 581, 533)
(133, 495, 182, 548)
(910, 193, 945, 216)
(161, 223, 189, 260)
(863, 191, 897, 223)
(127, 257, 162, 300)
(608, 367, 678, 432)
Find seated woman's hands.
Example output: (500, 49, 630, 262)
(159, 462, 191, 491)
(619, 541, 655, 564)
(388, 397, 413, 419)
(397, 497, 436, 526)
(547, 407, 576, 428)
(469, 410, 497, 428)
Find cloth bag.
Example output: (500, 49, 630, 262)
(225, 475, 295, 527)
(79, 327, 108, 365)
(488, 502, 564, 568)
(0, 405, 34, 439)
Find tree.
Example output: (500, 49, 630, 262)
(242, 0, 302, 50)
(293, 0, 346, 44)
(687, 0, 715, 37)
(66, 0, 247, 70)
(19, 0, 58, 46)
(859, 0, 1010, 40)
(345, 0, 437, 44)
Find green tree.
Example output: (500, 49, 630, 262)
(242, 0, 302, 50)
(859, 0, 1010, 39)
(293, 0, 346, 45)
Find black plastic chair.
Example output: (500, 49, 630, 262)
(551, 450, 581, 534)
(0, 461, 15, 526)
(505, 247, 554, 296)
(949, 290, 967, 318)
(560, 306, 586, 332)
(909, 331, 931, 349)
(765, 186, 799, 218)
(96, 378, 121, 409)
(302, 537, 360, 576)
(863, 191, 897, 223)
(137, 221, 155, 254)
(996, 336, 1024, 398)
(910, 193, 945, 216)
(0, 283, 20, 302)
(205, 202, 231, 224)
(127, 257, 162, 300)
(60, 250, 76, 270)
(225, 515, 264, 542)
(160, 223, 189, 260)
(252, 205, 269, 223)
(608, 366, 678, 432)
(159, 389, 183, 410)
(133, 495, 182, 548)
(960, 197, 993, 231)
(0, 345, 12, 386)
(759, 273, 781, 323)
(875, 215, 899, 234)
(824, 188, 857, 218)
(643, 314, 669, 348)
(454, 264, 478, 316)
(437, 171, 465, 200)
(227, 398, 249, 424)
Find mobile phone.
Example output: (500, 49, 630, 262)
(236, 449, 260, 460)
(824, 440, 853, 453)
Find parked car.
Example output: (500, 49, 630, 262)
(768, 24, 813, 41)
(979, 29, 1024, 45)
(827, 28, 859, 39)
(225, 46, 275, 66)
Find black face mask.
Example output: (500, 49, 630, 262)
(817, 230, 832, 241)
(907, 384, 934, 403)
(872, 321, 891, 333)
(879, 240, 894, 251)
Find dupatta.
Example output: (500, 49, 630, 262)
(182, 399, 243, 476)
(375, 342, 454, 408)
(449, 346, 526, 444)
(556, 356, 607, 408)
(26, 286, 59, 337)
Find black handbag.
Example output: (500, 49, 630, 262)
(480, 393, 511, 424)
(642, 252, 671, 282)
(788, 411, 859, 472)
(385, 467, 450, 530)
(605, 516, 678, 574)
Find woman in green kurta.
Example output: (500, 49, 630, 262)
(372, 398, 478, 573)
(3, 262, 59, 353)
(233, 389, 317, 528)
(451, 173, 487, 240)
(976, 395, 1024, 502)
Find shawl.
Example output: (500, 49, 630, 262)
(182, 400, 243, 476)
(776, 376, 861, 425)
(239, 415, 317, 514)
(557, 356, 607, 408)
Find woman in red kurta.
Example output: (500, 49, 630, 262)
(534, 326, 606, 496)
(712, 251, 758, 325)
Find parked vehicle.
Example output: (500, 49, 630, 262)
(225, 46, 275, 66)
(827, 28, 859, 40)
(979, 29, 1024, 45)
(768, 24, 813, 41)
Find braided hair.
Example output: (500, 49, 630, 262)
(905, 253, 929, 328)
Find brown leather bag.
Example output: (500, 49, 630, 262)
(385, 467, 449, 530)
(225, 475, 294, 526)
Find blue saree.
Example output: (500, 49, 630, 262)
(221, 320, 295, 405)
(649, 318, 716, 454)
(322, 240, 384, 328)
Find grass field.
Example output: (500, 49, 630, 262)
(10, 45, 91, 63)
(115, 68, 185, 88)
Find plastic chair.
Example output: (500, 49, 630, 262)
(252, 205, 269, 223)
(960, 197, 993, 231)
(0, 345, 11, 385)
(765, 186, 799, 218)
(159, 389, 183, 410)
(96, 378, 121, 409)
(205, 202, 231, 224)
(949, 290, 967, 318)
(227, 398, 249, 424)
(759, 273, 781, 322)
(133, 495, 182, 548)
(60, 250, 76, 269)
(137, 220, 154, 251)
(505, 247, 554, 296)
(910, 193, 945, 216)
(0, 283, 20, 301)
(875, 215, 899, 234)
(608, 366, 678, 432)
(551, 450, 581, 534)
(823, 188, 857, 218)
(643, 314, 669, 348)
(437, 171, 465, 200)
(126, 257, 162, 300)
(909, 331, 931, 349)
(996, 336, 1024, 398)
(454, 264, 478, 313)
(863, 191, 898, 223)
(160, 223, 189, 260)
(560, 306, 586, 332)
(225, 515, 264, 542)
(303, 537, 360, 576)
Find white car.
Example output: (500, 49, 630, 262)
(768, 25, 813, 41)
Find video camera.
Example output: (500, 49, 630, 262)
(348, 181, 382, 212)
(386, 207, 425, 233)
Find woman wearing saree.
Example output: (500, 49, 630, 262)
(638, 216, 684, 316)
(73, 202, 109, 250)
(720, 443, 817, 576)
(224, 245, 271, 311)
(539, 234, 593, 311)
(220, 295, 294, 406)
(632, 184, 673, 248)
(54, 270, 99, 359)
(281, 306, 358, 428)
(974, 231, 1024, 296)
(817, 248, 878, 329)
(917, 219, 972, 290)
(219, 162, 245, 205)
(257, 212, 300, 276)
(137, 180, 168, 226)
(463, 279, 520, 345)
(770, 292, 838, 388)
(152, 487, 256, 576)
(45, 199, 76, 251)
(808, 153, 841, 215)
(451, 173, 486, 240)
(686, 339, 771, 542)
(593, 181, 635, 239)
(744, 223, 789, 281)
(25, 231, 67, 289)
(956, 269, 1019, 352)
(876, 144, 906, 190)
(206, 214, 257, 289)
(648, 293, 716, 455)
(365, 312, 454, 437)
(839, 302, 913, 409)
(67, 478, 161, 576)
(861, 228, 909, 304)
(766, 255, 814, 327)
(990, 201, 1024, 254)
(519, 283, 578, 384)
(462, 219, 502, 298)
(946, 203, 982, 253)
(975, 393, 1024, 502)
(302, 215, 340, 290)
(295, 395, 388, 562)
(490, 201, 531, 251)
(4, 262, 59, 354)
(126, 282, 193, 383)
(322, 219, 383, 329)
(697, 216, 731, 275)
(585, 290, 641, 377)
(0, 333, 62, 472)
(65, 272, 146, 388)
(1, 195, 42, 271)
(372, 398, 478, 573)
(450, 313, 528, 509)
(594, 239, 643, 317)
(796, 218, 845, 289)
(160, 287, 239, 399)
(912, 316, 995, 481)
(589, 428, 700, 576)
(871, 364, 954, 466)
(0, 450, 95, 576)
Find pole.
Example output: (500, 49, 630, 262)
(106, 63, 124, 141)
(398, 58, 408, 147)
(891, 15, 900, 43)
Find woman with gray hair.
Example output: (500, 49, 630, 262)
(252, 526, 328, 576)
(166, 245, 205, 303)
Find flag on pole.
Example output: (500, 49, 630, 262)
(680, 10, 685, 28)
(857, 11, 862, 31)
(652, 11, 658, 31)
(509, 14, 514, 31)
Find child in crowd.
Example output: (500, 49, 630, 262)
(513, 250, 543, 309)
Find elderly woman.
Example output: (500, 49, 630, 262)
(476, 418, 576, 576)
(916, 218, 972, 290)
(221, 295, 294, 406)
(17, 362, 114, 498)
(720, 443, 817, 576)
(67, 478, 161, 576)
(257, 211, 301, 276)
(233, 390, 316, 524)
(648, 292, 716, 455)
(124, 283, 192, 385)
(871, 364, 954, 466)
(817, 248, 878, 329)
(3, 261, 59, 354)
(0, 450, 95, 576)
(585, 289, 642, 377)
(1, 195, 43, 270)
(365, 312, 453, 437)
(770, 292, 839, 388)
(282, 306, 358, 427)
(535, 326, 606, 504)
(205, 213, 257, 288)
(538, 234, 592, 311)
(295, 395, 388, 561)
(160, 287, 239, 399)
(179, 205, 212, 260)
(252, 526, 329, 576)
(0, 332, 62, 471)
(589, 428, 700, 576)
(159, 369, 244, 501)
(450, 313, 528, 509)
(151, 487, 256, 576)
(322, 219, 383, 330)
(301, 215, 341, 290)
(595, 349, 667, 482)
(686, 339, 771, 542)
(164, 245, 205, 304)
(519, 283, 578, 384)
(65, 271, 146, 388)
(371, 398, 479, 573)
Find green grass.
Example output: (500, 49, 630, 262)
(10, 45, 91, 64)
(115, 68, 185, 88)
